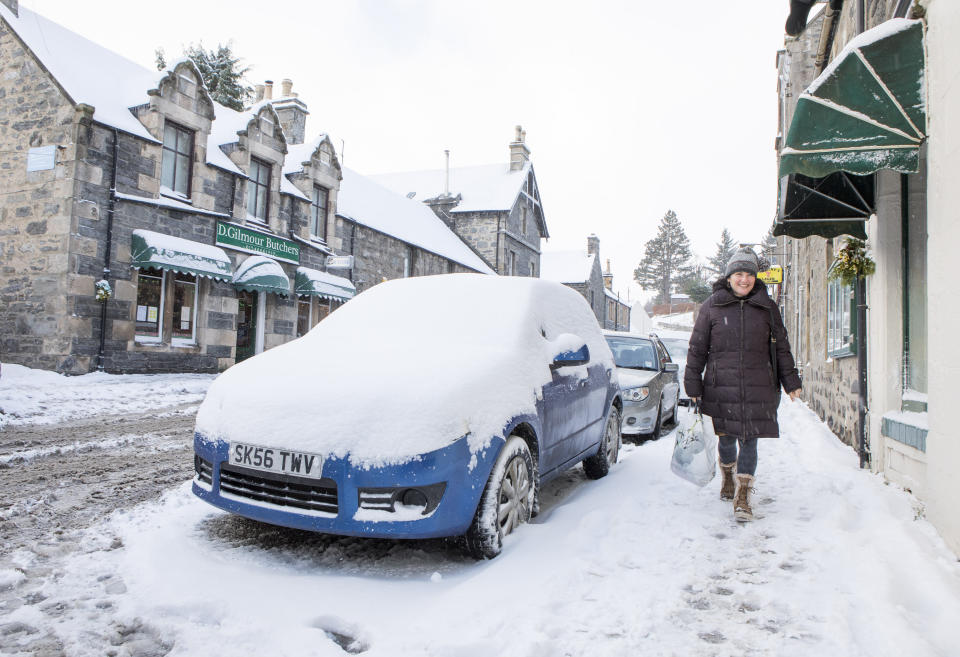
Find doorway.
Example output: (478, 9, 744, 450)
(236, 290, 258, 362)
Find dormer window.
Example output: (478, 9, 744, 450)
(311, 185, 328, 240)
(259, 112, 275, 134)
(247, 157, 271, 221)
(320, 146, 332, 166)
(161, 121, 194, 198)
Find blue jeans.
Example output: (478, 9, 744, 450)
(717, 436, 758, 476)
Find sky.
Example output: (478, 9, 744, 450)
(21, 0, 795, 302)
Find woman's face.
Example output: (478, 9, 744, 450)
(728, 271, 756, 297)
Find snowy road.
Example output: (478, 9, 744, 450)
(2, 367, 960, 656)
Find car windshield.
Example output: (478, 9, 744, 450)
(659, 338, 689, 363)
(605, 337, 658, 371)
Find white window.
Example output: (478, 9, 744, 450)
(311, 186, 328, 240)
(520, 207, 527, 236)
(135, 268, 165, 342)
(247, 157, 271, 221)
(826, 272, 855, 357)
(161, 122, 193, 198)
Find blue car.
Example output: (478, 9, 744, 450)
(192, 274, 622, 558)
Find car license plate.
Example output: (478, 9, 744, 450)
(228, 442, 325, 479)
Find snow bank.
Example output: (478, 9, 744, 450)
(0, 363, 214, 428)
(195, 275, 613, 467)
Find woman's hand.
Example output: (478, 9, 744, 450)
(788, 389, 801, 402)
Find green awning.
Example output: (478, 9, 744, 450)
(131, 229, 232, 281)
(232, 255, 290, 296)
(294, 267, 356, 301)
(779, 18, 926, 179)
(774, 172, 873, 239)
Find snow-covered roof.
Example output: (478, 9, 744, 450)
(283, 136, 329, 175)
(336, 168, 494, 274)
(539, 250, 597, 284)
(604, 288, 628, 303)
(370, 162, 533, 214)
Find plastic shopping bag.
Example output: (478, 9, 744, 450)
(670, 407, 717, 487)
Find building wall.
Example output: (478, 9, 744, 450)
(450, 211, 500, 271)
(0, 18, 84, 371)
(922, 0, 960, 555)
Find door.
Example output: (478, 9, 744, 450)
(235, 290, 258, 362)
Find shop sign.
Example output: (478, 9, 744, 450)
(215, 222, 300, 264)
(758, 265, 783, 284)
(325, 255, 354, 269)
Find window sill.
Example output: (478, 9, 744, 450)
(245, 217, 270, 228)
(171, 339, 197, 348)
(827, 348, 856, 359)
(134, 337, 163, 345)
(160, 189, 192, 204)
(881, 411, 928, 452)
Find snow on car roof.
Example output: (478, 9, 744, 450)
(195, 274, 614, 468)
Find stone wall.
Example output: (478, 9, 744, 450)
(0, 18, 82, 371)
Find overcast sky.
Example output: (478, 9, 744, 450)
(24, 0, 793, 302)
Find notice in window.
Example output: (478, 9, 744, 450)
(136, 305, 148, 322)
(148, 306, 158, 323)
(180, 306, 191, 330)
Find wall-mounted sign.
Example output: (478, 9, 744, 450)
(326, 255, 354, 269)
(215, 222, 300, 264)
(758, 265, 783, 284)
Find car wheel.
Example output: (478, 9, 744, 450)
(583, 405, 621, 479)
(648, 401, 663, 439)
(667, 391, 680, 426)
(465, 435, 535, 559)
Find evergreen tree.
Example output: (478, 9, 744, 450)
(633, 210, 694, 304)
(708, 227, 737, 277)
(155, 43, 253, 111)
(678, 262, 713, 303)
(761, 219, 778, 263)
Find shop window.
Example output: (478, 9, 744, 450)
(161, 122, 194, 198)
(311, 186, 328, 240)
(135, 268, 164, 342)
(172, 272, 198, 344)
(247, 157, 271, 221)
(826, 269, 855, 358)
(297, 297, 311, 337)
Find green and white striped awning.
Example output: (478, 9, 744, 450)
(232, 255, 290, 296)
(130, 229, 232, 280)
(294, 267, 356, 301)
(778, 19, 926, 179)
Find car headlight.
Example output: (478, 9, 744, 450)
(624, 386, 650, 402)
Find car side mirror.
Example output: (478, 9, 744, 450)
(663, 362, 679, 373)
(551, 343, 590, 370)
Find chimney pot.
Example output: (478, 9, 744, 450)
(281, 78, 293, 97)
(254, 84, 265, 102)
(264, 80, 273, 100)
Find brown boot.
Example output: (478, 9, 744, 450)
(733, 474, 755, 522)
(719, 462, 736, 500)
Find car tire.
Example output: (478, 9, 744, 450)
(648, 402, 663, 439)
(465, 435, 536, 559)
(583, 405, 621, 479)
(667, 391, 680, 426)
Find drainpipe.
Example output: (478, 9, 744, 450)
(814, 0, 844, 73)
(97, 127, 120, 371)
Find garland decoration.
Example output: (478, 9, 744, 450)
(829, 239, 876, 286)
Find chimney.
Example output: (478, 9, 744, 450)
(509, 124, 531, 171)
(444, 149, 450, 196)
(254, 84, 265, 102)
(603, 258, 613, 290)
(587, 234, 600, 256)
(264, 80, 273, 100)
(1, 0, 18, 16)
(268, 78, 309, 145)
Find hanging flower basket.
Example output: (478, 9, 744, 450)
(829, 239, 876, 286)
(95, 279, 113, 303)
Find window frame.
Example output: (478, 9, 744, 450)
(171, 271, 199, 346)
(134, 268, 166, 343)
(310, 185, 329, 241)
(247, 157, 272, 222)
(161, 121, 194, 199)
(826, 263, 856, 358)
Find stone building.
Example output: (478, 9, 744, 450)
(540, 235, 631, 331)
(369, 126, 548, 276)
(774, 0, 960, 554)
(0, 2, 491, 374)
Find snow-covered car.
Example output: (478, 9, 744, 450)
(652, 331, 692, 406)
(602, 330, 680, 440)
(192, 274, 622, 558)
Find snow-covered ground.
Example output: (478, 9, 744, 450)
(0, 363, 214, 429)
(2, 364, 959, 656)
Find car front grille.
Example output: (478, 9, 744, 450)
(218, 464, 338, 514)
(195, 455, 213, 485)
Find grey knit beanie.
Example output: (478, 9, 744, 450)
(725, 246, 760, 277)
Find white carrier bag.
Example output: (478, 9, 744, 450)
(670, 406, 717, 487)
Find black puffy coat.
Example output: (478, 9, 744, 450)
(684, 281, 802, 439)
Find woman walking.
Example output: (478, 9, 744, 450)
(684, 247, 802, 522)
